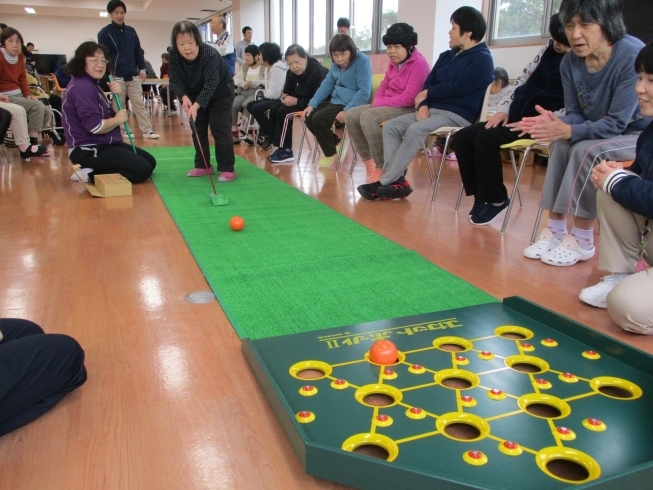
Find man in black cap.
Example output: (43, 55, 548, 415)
(452, 13, 572, 225)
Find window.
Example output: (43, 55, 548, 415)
(268, 0, 389, 56)
(378, 0, 398, 50)
(489, 0, 563, 46)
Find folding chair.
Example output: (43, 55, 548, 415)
(430, 84, 493, 204)
(492, 139, 550, 236)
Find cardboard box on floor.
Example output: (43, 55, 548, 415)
(72, 165, 132, 197)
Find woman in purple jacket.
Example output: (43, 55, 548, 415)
(62, 41, 156, 184)
(345, 23, 430, 183)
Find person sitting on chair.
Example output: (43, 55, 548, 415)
(244, 42, 288, 149)
(267, 44, 328, 163)
(0, 95, 49, 159)
(345, 23, 430, 182)
(0, 317, 87, 437)
(451, 13, 570, 225)
(301, 34, 372, 168)
(62, 41, 156, 184)
(578, 41, 653, 334)
(518, 0, 650, 267)
(0, 27, 54, 148)
(231, 44, 265, 143)
(357, 6, 493, 201)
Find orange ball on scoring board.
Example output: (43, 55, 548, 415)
(369, 340, 398, 364)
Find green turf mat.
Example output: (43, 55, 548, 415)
(149, 147, 496, 339)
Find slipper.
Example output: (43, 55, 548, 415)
(218, 171, 237, 182)
(187, 167, 214, 177)
(540, 234, 595, 267)
(523, 228, 561, 259)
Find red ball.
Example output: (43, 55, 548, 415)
(230, 216, 245, 231)
(369, 340, 398, 365)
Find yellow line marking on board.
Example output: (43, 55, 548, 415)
(484, 410, 524, 422)
(401, 382, 439, 392)
(564, 392, 599, 403)
(477, 367, 510, 376)
(395, 430, 441, 445)
(331, 359, 367, 368)
(469, 335, 498, 342)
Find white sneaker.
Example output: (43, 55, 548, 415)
(143, 132, 160, 139)
(580, 274, 631, 308)
(70, 167, 93, 183)
(523, 228, 562, 259)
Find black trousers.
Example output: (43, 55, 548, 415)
(0, 318, 87, 437)
(70, 142, 157, 184)
(269, 104, 301, 149)
(159, 87, 176, 109)
(191, 82, 235, 171)
(453, 122, 524, 203)
(304, 102, 344, 157)
(246, 98, 282, 137)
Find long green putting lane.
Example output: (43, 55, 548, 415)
(149, 147, 496, 340)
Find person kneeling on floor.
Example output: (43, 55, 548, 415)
(62, 41, 156, 184)
(579, 41, 653, 335)
(0, 318, 87, 437)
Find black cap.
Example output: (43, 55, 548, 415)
(549, 13, 570, 47)
(382, 23, 418, 48)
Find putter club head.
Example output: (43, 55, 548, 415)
(209, 192, 229, 207)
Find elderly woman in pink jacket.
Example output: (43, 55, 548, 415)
(345, 23, 430, 182)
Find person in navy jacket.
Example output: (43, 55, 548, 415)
(358, 6, 493, 201)
(62, 41, 156, 184)
(580, 41, 653, 334)
(98, 0, 159, 139)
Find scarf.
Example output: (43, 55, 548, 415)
(1, 47, 19, 65)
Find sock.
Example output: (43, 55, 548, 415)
(571, 226, 594, 251)
(363, 158, 376, 178)
(548, 219, 568, 241)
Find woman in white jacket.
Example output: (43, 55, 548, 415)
(231, 44, 266, 142)
(245, 42, 288, 149)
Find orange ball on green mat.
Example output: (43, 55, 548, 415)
(230, 216, 245, 231)
(370, 340, 398, 364)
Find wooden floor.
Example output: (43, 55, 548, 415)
(0, 108, 650, 490)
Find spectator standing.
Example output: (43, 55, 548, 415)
(337, 18, 350, 35)
(235, 26, 253, 68)
(210, 15, 236, 75)
(97, 0, 159, 139)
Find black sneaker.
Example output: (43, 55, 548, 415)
(469, 198, 485, 216)
(269, 148, 295, 163)
(470, 198, 510, 225)
(257, 134, 267, 146)
(357, 181, 382, 201)
(377, 180, 413, 200)
(261, 137, 273, 150)
(244, 137, 255, 146)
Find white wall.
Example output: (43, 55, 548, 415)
(490, 44, 541, 79)
(397, 0, 437, 65)
(433, 0, 483, 63)
(1, 14, 174, 69)
(232, 0, 266, 47)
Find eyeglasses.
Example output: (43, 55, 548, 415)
(87, 57, 109, 65)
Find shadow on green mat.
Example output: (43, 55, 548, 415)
(148, 147, 497, 340)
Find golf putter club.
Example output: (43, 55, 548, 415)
(189, 116, 228, 206)
(107, 74, 137, 154)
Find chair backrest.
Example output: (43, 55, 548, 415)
(477, 83, 493, 123)
(50, 73, 65, 93)
(371, 73, 384, 102)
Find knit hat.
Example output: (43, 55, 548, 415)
(549, 13, 570, 47)
(382, 23, 418, 49)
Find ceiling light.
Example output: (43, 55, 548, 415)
(100, 11, 108, 17)
(25, 7, 36, 14)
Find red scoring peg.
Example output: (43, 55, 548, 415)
(461, 395, 473, 402)
(410, 407, 423, 414)
(562, 372, 575, 378)
(411, 364, 422, 369)
(588, 418, 602, 426)
(556, 427, 571, 435)
(376, 414, 389, 422)
(298, 411, 312, 418)
(333, 379, 346, 385)
(455, 356, 467, 361)
(302, 385, 315, 392)
(490, 389, 503, 395)
(503, 441, 518, 450)
(468, 450, 483, 459)
(535, 378, 548, 384)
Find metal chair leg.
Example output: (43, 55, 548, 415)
(430, 132, 454, 204)
(501, 147, 533, 234)
(1, 145, 9, 165)
(509, 150, 524, 208)
(335, 127, 348, 172)
(531, 207, 544, 244)
(454, 184, 464, 211)
(296, 123, 307, 165)
(311, 135, 319, 164)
